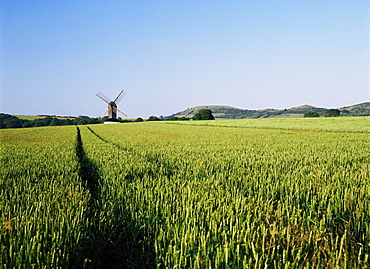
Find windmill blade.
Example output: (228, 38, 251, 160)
(96, 91, 111, 104)
(114, 90, 126, 104)
(117, 108, 127, 117)
(99, 107, 108, 118)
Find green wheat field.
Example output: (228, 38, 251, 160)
(1, 117, 369, 268)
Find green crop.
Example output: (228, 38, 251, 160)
(1, 117, 369, 268)
(170, 116, 370, 133)
(0, 126, 91, 268)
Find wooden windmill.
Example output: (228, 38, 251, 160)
(96, 90, 127, 122)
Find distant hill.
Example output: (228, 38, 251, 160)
(168, 102, 370, 119)
(340, 102, 370, 116)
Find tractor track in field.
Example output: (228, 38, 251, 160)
(76, 127, 99, 199)
(87, 126, 136, 153)
(87, 126, 176, 180)
(76, 127, 156, 268)
(76, 127, 123, 268)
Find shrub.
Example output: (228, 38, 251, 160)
(304, 112, 320, 117)
(192, 109, 215, 120)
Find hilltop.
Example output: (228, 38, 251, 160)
(168, 102, 370, 119)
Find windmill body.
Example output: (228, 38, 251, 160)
(96, 90, 127, 123)
(108, 101, 117, 120)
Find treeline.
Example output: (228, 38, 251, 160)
(0, 114, 193, 129)
(0, 114, 102, 129)
(304, 109, 341, 117)
(147, 116, 190, 121)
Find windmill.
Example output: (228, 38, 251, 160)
(96, 90, 127, 122)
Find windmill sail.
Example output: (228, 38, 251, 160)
(117, 108, 127, 117)
(99, 107, 108, 118)
(114, 90, 126, 104)
(96, 92, 111, 104)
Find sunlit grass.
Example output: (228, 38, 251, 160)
(1, 117, 369, 267)
(1, 126, 90, 267)
(167, 116, 370, 133)
(82, 121, 370, 268)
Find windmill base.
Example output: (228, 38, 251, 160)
(104, 118, 120, 124)
(104, 121, 121, 124)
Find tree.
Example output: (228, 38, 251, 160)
(75, 118, 87, 125)
(62, 119, 74, 125)
(147, 116, 161, 121)
(22, 121, 33, 128)
(304, 112, 320, 117)
(192, 109, 215, 120)
(49, 118, 61, 126)
(101, 116, 108, 123)
(178, 117, 190, 121)
(134, 117, 144, 122)
(6, 118, 22, 128)
(325, 109, 340, 117)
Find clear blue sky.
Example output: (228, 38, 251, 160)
(1, 1, 369, 118)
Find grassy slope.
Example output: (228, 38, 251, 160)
(165, 116, 370, 133)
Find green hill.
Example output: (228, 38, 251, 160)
(168, 102, 370, 119)
(340, 102, 370, 116)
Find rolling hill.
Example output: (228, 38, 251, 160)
(168, 102, 370, 119)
